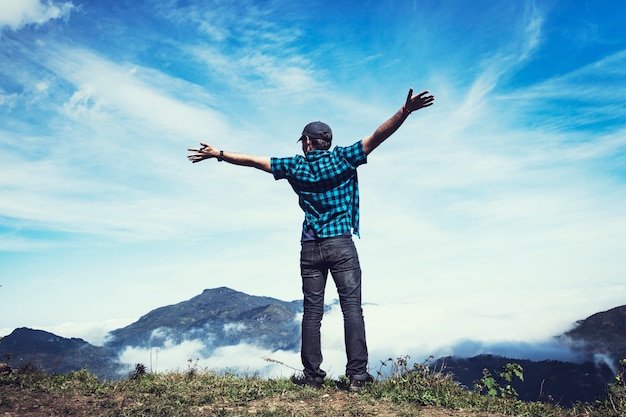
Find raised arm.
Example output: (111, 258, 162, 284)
(187, 142, 272, 173)
(361, 88, 434, 155)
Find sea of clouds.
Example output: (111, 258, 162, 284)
(106, 301, 590, 379)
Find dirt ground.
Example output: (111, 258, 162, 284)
(0, 385, 509, 417)
(244, 390, 509, 416)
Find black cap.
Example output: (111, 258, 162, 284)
(298, 121, 332, 142)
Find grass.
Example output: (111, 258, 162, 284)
(0, 358, 624, 417)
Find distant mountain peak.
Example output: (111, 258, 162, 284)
(561, 305, 626, 361)
(104, 287, 302, 352)
(5, 328, 84, 346)
(0, 328, 121, 379)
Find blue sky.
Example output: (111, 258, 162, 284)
(1, 0, 626, 375)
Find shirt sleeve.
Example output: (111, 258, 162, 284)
(271, 156, 295, 180)
(334, 140, 367, 168)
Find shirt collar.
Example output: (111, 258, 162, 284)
(305, 150, 330, 161)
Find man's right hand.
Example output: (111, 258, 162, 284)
(187, 142, 217, 163)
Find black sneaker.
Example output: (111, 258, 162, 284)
(292, 374, 324, 389)
(305, 377, 323, 389)
(348, 374, 374, 392)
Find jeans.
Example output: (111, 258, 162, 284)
(299, 234, 369, 380)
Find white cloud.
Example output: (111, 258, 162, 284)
(1, 46, 285, 244)
(118, 339, 207, 374)
(0, 92, 18, 108)
(0, 0, 74, 31)
(201, 344, 300, 377)
(223, 322, 247, 334)
(116, 339, 302, 378)
(45, 48, 230, 140)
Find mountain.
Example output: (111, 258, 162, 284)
(436, 305, 626, 407)
(1, 287, 303, 380)
(560, 305, 626, 363)
(104, 287, 303, 353)
(0, 328, 122, 380)
(437, 355, 614, 407)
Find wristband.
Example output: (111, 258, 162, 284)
(218, 150, 224, 162)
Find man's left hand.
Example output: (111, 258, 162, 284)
(404, 88, 435, 113)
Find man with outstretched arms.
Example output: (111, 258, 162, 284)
(188, 88, 434, 391)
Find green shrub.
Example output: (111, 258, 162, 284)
(474, 362, 524, 399)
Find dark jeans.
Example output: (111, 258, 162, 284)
(299, 235, 369, 381)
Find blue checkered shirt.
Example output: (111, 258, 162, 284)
(271, 141, 368, 238)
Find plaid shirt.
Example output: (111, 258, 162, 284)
(271, 141, 368, 238)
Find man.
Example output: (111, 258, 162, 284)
(188, 88, 434, 391)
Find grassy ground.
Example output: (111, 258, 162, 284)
(0, 359, 623, 417)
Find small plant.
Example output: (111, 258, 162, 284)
(130, 363, 148, 380)
(474, 362, 524, 399)
(263, 356, 300, 372)
(186, 358, 200, 379)
(370, 356, 466, 408)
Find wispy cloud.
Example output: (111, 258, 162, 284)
(502, 50, 626, 132)
(0, 0, 74, 31)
